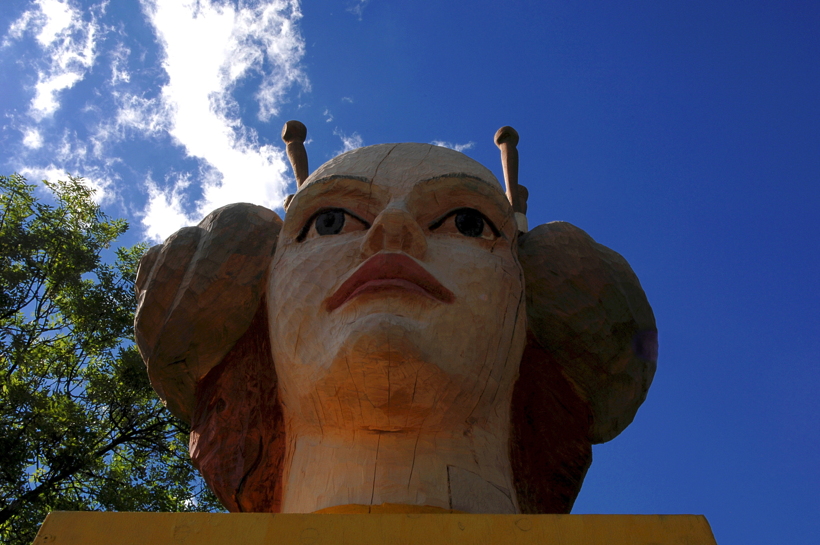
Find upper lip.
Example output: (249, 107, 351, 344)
(325, 252, 455, 311)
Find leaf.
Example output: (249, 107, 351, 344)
(0, 174, 222, 544)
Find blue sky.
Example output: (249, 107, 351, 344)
(1, 1, 818, 543)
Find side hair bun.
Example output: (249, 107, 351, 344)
(519, 221, 657, 444)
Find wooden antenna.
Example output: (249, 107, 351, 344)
(282, 120, 309, 187)
(495, 126, 528, 231)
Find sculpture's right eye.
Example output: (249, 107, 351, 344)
(297, 208, 369, 242)
(315, 209, 346, 235)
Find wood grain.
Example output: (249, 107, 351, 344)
(134, 203, 281, 421)
(518, 221, 657, 443)
(134, 144, 657, 515)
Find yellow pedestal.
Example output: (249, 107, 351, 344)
(33, 512, 718, 545)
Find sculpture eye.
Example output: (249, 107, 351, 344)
(315, 209, 346, 235)
(454, 209, 486, 237)
(429, 208, 500, 241)
(297, 208, 369, 241)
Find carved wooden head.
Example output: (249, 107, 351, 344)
(134, 127, 657, 515)
(269, 144, 526, 439)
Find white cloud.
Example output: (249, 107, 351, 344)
(54, 129, 88, 164)
(323, 108, 333, 122)
(235, 3, 310, 121)
(18, 163, 111, 205)
(3, 10, 36, 46)
(341, 96, 353, 103)
(430, 140, 475, 153)
(333, 128, 363, 155)
(114, 95, 168, 136)
(22, 128, 44, 149)
(6, 0, 102, 120)
(141, 174, 193, 242)
(109, 41, 131, 85)
(90, 93, 170, 157)
(18, 165, 67, 186)
(137, 0, 308, 241)
(35, 0, 75, 46)
(4, 0, 309, 243)
(3, 2, 117, 207)
(347, 0, 371, 21)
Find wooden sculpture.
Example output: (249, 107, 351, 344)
(134, 122, 657, 516)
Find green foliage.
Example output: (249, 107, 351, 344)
(0, 174, 221, 544)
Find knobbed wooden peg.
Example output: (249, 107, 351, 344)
(494, 126, 529, 232)
(282, 120, 309, 187)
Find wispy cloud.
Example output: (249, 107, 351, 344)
(18, 159, 113, 206)
(333, 128, 363, 155)
(108, 41, 131, 85)
(22, 128, 44, 149)
(14, 122, 116, 205)
(5, 0, 102, 121)
(140, 173, 193, 242)
(2, 0, 309, 243)
(89, 92, 171, 158)
(347, 0, 371, 21)
(137, 0, 309, 241)
(323, 108, 334, 122)
(430, 140, 475, 153)
(2, 1, 118, 203)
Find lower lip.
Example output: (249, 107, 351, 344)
(343, 279, 439, 305)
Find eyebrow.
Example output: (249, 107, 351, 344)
(410, 173, 512, 218)
(419, 172, 503, 189)
(307, 174, 372, 186)
(291, 175, 385, 207)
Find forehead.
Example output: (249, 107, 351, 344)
(299, 143, 504, 195)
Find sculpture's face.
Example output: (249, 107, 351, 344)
(268, 144, 526, 434)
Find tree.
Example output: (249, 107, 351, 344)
(0, 174, 220, 544)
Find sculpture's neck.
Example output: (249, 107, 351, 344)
(279, 422, 519, 514)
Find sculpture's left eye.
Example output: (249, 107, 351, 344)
(429, 208, 500, 241)
(315, 209, 346, 235)
(454, 209, 486, 237)
(298, 208, 369, 242)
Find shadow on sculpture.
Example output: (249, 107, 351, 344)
(134, 122, 657, 515)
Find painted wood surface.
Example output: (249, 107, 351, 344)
(33, 512, 718, 545)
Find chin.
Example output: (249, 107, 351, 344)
(333, 316, 428, 365)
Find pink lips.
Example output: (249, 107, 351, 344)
(325, 253, 455, 311)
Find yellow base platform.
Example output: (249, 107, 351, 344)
(33, 512, 717, 545)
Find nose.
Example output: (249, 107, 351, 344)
(361, 207, 427, 260)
